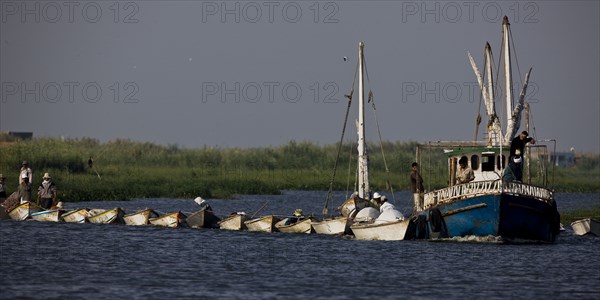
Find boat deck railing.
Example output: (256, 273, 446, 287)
(422, 180, 553, 211)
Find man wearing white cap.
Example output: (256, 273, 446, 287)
(37, 173, 57, 209)
(369, 192, 382, 209)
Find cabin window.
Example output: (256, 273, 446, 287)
(496, 155, 506, 169)
(481, 154, 495, 171)
(471, 155, 479, 170)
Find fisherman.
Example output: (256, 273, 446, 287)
(0, 174, 7, 202)
(503, 156, 523, 182)
(194, 196, 213, 211)
(370, 192, 382, 209)
(456, 157, 475, 184)
(88, 157, 94, 169)
(17, 174, 32, 204)
(285, 208, 304, 225)
(410, 162, 425, 211)
(510, 131, 535, 159)
(19, 161, 33, 185)
(379, 196, 396, 213)
(37, 173, 57, 209)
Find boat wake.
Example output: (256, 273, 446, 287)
(430, 235, 504, 244)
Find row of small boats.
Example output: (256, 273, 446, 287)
(1, 201, 218, 229)
(1, 200, 597, 239)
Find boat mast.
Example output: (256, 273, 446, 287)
(357, 42, 370, 199)
(502, 16, 513, 142)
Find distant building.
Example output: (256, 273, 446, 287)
(8, 132, 33, 140)
(551, 152, 576, 167)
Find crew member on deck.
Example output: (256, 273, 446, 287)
(456, 157, 475, 185)
(37, 173, 57, 209)
(510, 131, 535, 159)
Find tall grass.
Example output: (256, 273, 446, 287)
(0, 137, 598, 202)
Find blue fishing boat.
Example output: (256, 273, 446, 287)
(414, 17, 560, 242)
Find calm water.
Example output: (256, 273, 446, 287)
(1, 191, 599, 299)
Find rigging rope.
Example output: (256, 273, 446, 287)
(363, 56, 396, 203)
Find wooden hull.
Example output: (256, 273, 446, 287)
(186, 208, 221, 229)
(8, 202, 43, 221)
(311, 217, 351, 235)
(338, 197, 369, 217)
(571, 218, 600, 236)
(61, 209, 89, 223)
(30, 209, 65, 222)
(88, 208, 125, 224)
(276, 218, 313, 234)
(123, 209, 158, 226)
(244, 215, 279, 232)
(218, 214, 248, 230)
(149, 211, 186, 228)
(351, 219, 411, 241)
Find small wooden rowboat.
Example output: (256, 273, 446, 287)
(88, 208, 125, 224)
(218, 213, 248, 230)
(8, 202, 44, 221)
(31, 209, 66, 222)
(311, 217, 351, 235)
(149, 211, 187, 228)
(123, 208, 159, 226)
(276, 218, 314, 234)
(61, 209, 90, 223)
(571, 218, 600, 236)
(244, 215, 280, 233)
(186, 208, 221, 229)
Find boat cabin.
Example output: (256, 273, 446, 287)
(445, 147, 509, 187)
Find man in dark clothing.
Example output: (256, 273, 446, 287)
(411, 162, 425, 211)
(510, 131, 535, 158)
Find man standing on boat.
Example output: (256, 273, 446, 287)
(510, 131, 535, 159)
(19, 161, 33, 185)
(37, 173, 57, 209)
(503, 156, 523, 182)
(410, 162, 424, 211)
(456, 157, 475, 184)
(17, 174, 32, 204)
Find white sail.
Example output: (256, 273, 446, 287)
(505, 68, 532, 141)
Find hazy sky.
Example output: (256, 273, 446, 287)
(1, 1, 599, 153)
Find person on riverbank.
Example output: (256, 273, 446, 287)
(19, 161, 33, 185)
(456, 157, 475, 185)
(17, 174, 32, 204)
(37, 173, 57, 209)
(503, 156, 523, 182)
(0, 174, 7, 202)
(410, 162, 425, 211)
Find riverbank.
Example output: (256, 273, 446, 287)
(1, 137, 598, 202)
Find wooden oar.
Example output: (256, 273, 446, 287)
(251, 201, 269, 219)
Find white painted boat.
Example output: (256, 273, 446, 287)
(571, 218, 600, 236)
(30, 209, 65, 222)
(61, 209, 89, 223)
(218, 213, 248, 230)
(186, 208, 221, 229)
(123, 208, 159, 226)
(244, 215, 279, 233)
(311, 217, 351, 235)
(351, 219, 411, 241)
(149, 211, 186, 228)
(88, 207, 125, 224)
(276, 218, 314, 234)
(8, 201, 43, 221)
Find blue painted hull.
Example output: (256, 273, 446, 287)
(424, 193, 559, 242)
